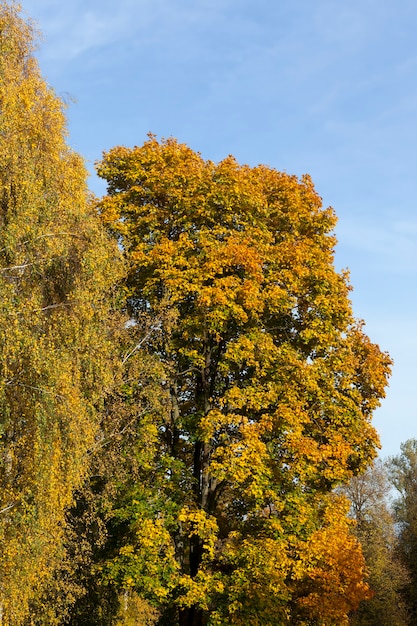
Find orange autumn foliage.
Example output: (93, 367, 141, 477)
(96, 136, 391, 624)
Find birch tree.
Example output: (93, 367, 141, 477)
(0, 4, 121, 623)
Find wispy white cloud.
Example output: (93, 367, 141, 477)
(24, 0, 246, 62)
(26, 2, 142, 60)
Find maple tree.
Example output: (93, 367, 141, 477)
(96, 135, 392, 625)
(0, 4, 121, 623)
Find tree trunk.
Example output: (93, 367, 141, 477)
(178, 606, 206, 626)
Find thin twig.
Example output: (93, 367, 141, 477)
(14, 382, 66, 400)
(0, 232, 85, 255)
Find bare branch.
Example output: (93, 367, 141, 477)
(122, 325, 160, 364)
(0, 262, 32, 272)
(0, 502, 16, 516)
(33, 301, 75, 313)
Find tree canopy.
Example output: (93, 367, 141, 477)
(95, 135, 392, 625)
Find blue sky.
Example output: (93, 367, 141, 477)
(22, 0, 417, 458)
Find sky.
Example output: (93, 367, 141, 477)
(20, 0, 417, 458)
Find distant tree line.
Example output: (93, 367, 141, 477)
(2, 3, 416, 625)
